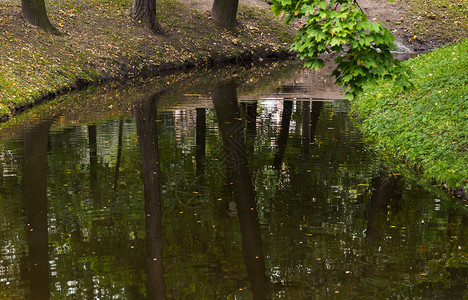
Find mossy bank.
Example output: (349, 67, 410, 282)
(0, 0, 294, 121)
(353, 40, 468, 194)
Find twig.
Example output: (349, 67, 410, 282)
(354, 0, 364, 13)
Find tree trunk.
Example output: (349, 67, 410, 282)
(21, 0, 59, 34)
(211, 0, 239, 28)
(129, 0, 163, 34)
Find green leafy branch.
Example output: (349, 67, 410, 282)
(271, 0, 412, 99)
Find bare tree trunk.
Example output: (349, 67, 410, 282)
(211, 0, 239, 28)
(129, 0, 163, 34)
(21, 0, 59, 34)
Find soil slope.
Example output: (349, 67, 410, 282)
(0, 0, 294, 119)
(359, 0, 467, 52)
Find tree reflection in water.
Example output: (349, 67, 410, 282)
(212, 80, 270, 299)
(22, 120, 53, 300)
(366, 174, 402, 245)
(273, 100, 293, 170)
(134, 93, 167, 300)
(0, 63, 467, 299)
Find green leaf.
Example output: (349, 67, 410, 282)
(271, 0, 408, 99)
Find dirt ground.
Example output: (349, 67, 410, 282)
(184, 0, 270, 13)
(185, 0, 458, 52)
(358, 0, 467, 51)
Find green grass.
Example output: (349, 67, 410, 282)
(353, 39, 468, 191)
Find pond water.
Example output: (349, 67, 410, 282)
(0, 61, 467, 299)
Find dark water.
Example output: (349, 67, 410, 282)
(0, 62, 467, 299)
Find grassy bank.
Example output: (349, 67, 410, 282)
(353, 40, 468, 192)
(0, 0, 294, 121)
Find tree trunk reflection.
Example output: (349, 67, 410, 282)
(196, 108, 206, 178)
(23, 120, 52, 300)
(273, 100, 293, 170)
(302, 101, 311, 155)
(242, 102, 258, 155)
(366, 175, 401, 245)
(113, 119, 124, 194)
(134, 94, 167, 300)
(212, 80, 270, 299)
(310, 101, 323, 142)
(88, 125, 100, 204)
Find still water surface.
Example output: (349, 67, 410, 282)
(0, 62, 467, 299)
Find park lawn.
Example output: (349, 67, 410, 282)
(353, 39, 468, 191)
